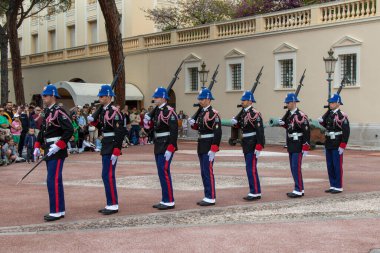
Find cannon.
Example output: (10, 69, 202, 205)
(267, 117, 326, 148)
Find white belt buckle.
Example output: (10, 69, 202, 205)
(330, 132, 335, 139)
(292, 133, 298, 141)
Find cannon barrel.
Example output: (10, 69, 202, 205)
(221, 119, 234, 127)
(268, 117, 326, 131)
(268, 117, 281, 127)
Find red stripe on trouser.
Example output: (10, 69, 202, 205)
(55, 159, 61, 213)
(164, 160, 173, 202)
(298, 153, 303, 192)
(340, 153, 343, 188)
(109, 161, 116, 205)
(209, 161, 215, 199)
(252, 155, 258, 193)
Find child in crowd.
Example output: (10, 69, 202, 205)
(139, 127, 148, 145)
(24, 128, 37, 163)
(68, 136, 79, 154)
(95, 135, 102, 152)
(2, 138, 18, 164)
(10, 114, 22, 145)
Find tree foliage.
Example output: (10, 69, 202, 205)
(145, 0, 237, 31)
(234, 0, 335, 18)
(146, 0, 336, 30)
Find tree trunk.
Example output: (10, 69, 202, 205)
(7, 0, 25, 105)
(0, 25, 9, 105)
(98, 0, 125, 106)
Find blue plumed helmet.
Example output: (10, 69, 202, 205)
(284, 93, 300, 103)
(152, 86, 169, 99)
(97, 85, 115, 97)
(328, 93, 343, 105)
(41, 85, 60, 98)
(241, 90, 256, 102)
(197, 88, 214, 100)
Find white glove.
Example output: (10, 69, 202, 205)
(164, 150, 172, 161)
(338, 147, 344, 155)
(231, 118, 238, 125)
(188, 118, 195, 126)
(208, 151, 215, 162)
(87, 115, 94, 123)
(278, 119, 285, 126)
(111, 154, 118, 165)
(33, 148, 40, 160)
(47, 144, 60, 157)
(317, 117, 324, 123)
(144, 113, 151, 121)
(302, 151, 308, 157)
(254, 150, 261, 158)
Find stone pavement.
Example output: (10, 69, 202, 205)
(0, 140, 379, 252)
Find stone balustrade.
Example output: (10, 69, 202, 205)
(11, 0, 380, 68)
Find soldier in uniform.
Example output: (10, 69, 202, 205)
(87, 85, 125, 215)
(279, 93, 310, 198)
(231, 91, 265, 201)
(33, 85, 74, 221)
(318, 93, 350, 194)
(145, 87, 178, 210)
(189, 88, 222, 206)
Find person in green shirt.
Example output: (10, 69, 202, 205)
(71, 114, 79, 143)
(0, 107, 10, 128)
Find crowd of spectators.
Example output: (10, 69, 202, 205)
(0, 101, 189, 167)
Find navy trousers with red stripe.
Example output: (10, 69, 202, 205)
(325, 148, 343, 189)
(155, 154, 174, 203)
(46, 159, 65, 214)
(102, 155, 118, 206)
(244, 152, 261, 195)
(289, 153, 304, 193)
(198, 154, 216, 200)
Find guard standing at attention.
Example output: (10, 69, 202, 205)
(279, 93, 310, 198)
(87, 85, 125, 215)
(231, 91, 265, 201)
(145, 87, 178, 210)
(189, 88, 222, 206)
(33, 85, 74, 221)
(318, 93, 350, 194)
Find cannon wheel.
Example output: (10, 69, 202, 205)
(228, 138, 237, 146)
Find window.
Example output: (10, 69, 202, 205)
(274, 51, 296, 89)
(189, 67, 199, 91)
(31, 34, 38, 54)
(339, 54, 357, 86)
(184, 62, 200, 93)
(88, 21, 97, 43)
(48, 30, 56, 51)
(333, 45, 360, 87)
(67, 26, 76, 47)
(280, 59, 293, 88)
(231, 64, 242, 90)
(226, 57, 244, 91)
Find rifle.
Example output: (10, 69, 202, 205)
(148, 60, 184, 118)
(191, 64, 220, 121)
(233, 66, 264, 121)
(281, 69, 306, 121)
(323, 75, 348, 108)
(92, 56, 126, 120)
(283, 68, 306, 109)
